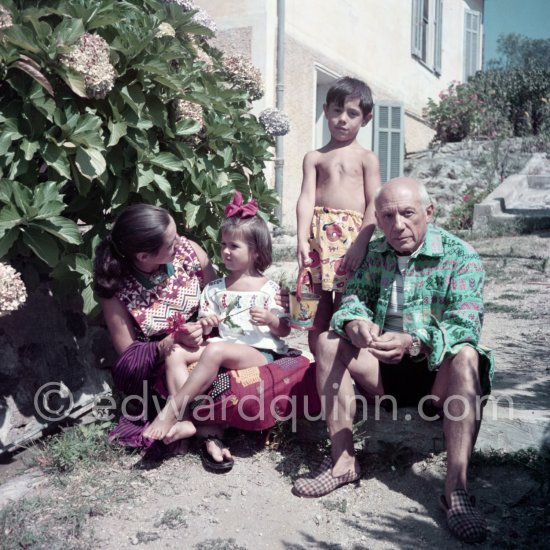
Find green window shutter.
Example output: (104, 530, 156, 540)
(464, 9, 480, 80)
(411, 0, 423, 58)
(374, 103, 404, 183)
(433, 0, 443, 74)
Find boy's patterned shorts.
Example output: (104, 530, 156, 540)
(308, 207, 363, 293)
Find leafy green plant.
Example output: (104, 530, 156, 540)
(154, 507, 188, 529)
(37, 421, 123, 474)
(0, 0, 278, 314)
(425, 69, 550, 146)
(424, 80, 486, 143)
(444, 188, 492, 231)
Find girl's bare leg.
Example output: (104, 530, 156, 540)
(143, 344, 202, 441)
(159, 343, 267, 443)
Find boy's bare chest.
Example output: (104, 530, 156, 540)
(316, 155, 364, 181)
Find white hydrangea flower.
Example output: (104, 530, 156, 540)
(0, 5, 12, 30)
(259, 108, 291, 136)
(0, 262, 27, 317)
(223, 55, 264, 101)
(173, 99, 204, 128)
(191, 8, 217, 34)
(60, 33, 116, 99)
(155, 22, 176, 38)
(163, 0, 217, 34)
(164, 0, 195, 9)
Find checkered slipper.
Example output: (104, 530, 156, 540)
(292, 456, 361, 498)
(440, 489, 487, 543)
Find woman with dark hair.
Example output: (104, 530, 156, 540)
(94, 201, 320, 470)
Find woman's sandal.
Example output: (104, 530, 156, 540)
(198, 436, 234, 472)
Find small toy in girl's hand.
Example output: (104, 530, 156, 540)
(167, 312, 187, 334)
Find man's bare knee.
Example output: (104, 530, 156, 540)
(447, 346, 481, 384)
(316, 331, 343, 370)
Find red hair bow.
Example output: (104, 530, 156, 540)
(224, 191, 258, 219)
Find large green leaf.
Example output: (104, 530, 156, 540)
(183, 201, 201, 228)
(149, 152, 185, 171)
(136, 165, 154, 189)
(107, 120, 127, 147)
(56, 67, 87, 98)
(0, 227, 20, 258)
(0, 179, 14, 203)
(43, 142, 71, 179)
(52, 253, 92, 278)
(28, 83, 57, 121)
(81, 283, 99, 316)
(120, 85, 146, 115)
(3, 25, 41, 54)
(175, 118, 202, 136)
(75, 147, 107, 180)
(54, 17, 85, 47)
(33, 181, 65, 213)
(0, 204, 24, 229)
(12, 58, 54, 97)
(10, 180, 31, 216)
(153, 172, 173, 197)
(31, 217, 82, 245)
(20, 139, 40, 161)
(21, 226, 59, 267)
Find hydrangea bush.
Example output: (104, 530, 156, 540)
(0, 0, 278, 314)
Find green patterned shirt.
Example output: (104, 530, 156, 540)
(331, 224, 494, 386)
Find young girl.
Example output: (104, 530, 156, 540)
(144, 192, 290, 443)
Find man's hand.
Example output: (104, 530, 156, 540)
(345, 319, 380, 348)
(174, 321, 204, 349)
(368, 332, 412, 364)
(341, 240, 366, 273)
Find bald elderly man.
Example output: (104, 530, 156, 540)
(293, 177, 493, 543)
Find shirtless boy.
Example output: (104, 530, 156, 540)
(296, 76, 381, 353)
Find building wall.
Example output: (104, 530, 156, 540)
(198, 0, 483, 228)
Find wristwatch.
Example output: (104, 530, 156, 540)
(408, 333, 422, 357)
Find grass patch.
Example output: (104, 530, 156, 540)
(322, 498, 348, 513)
(0, 496, 98, 549)
(498, 293, 523, 300)
(154, 506, 188, 529)
(195, 539, 248, 550)
(36, 421, 125, 476)
(484, 302, 517, 314)
(471, 447, 550, 491)
(1, 421, 149, 550)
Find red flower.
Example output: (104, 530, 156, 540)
(463, 194, 471, 202)
(167, 312, 187, 333)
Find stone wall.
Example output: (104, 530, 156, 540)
(404, 138, 547, 225)
(0, 288, 116, 453)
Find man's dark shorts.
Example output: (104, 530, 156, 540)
(379, 355, 437, 407)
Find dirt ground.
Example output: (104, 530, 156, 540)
(1, 231, 549, 549)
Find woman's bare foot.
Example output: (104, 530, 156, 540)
(143, 407, 178, 440)
(205, 438, 232, 463)
(163, 420, 197, 444)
